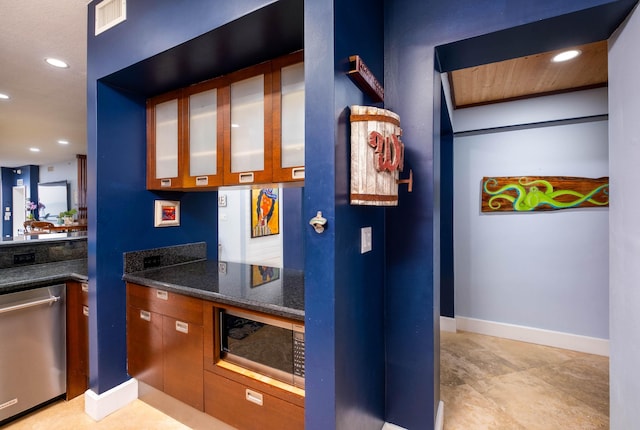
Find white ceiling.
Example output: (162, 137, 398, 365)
(0, 0, 88, 169)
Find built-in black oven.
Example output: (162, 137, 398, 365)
(219, 308, 305, 389)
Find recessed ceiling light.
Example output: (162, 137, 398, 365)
(0, 93, 9, 100)
(58, 140, 69, 145)
(552, 50, 581, 63)
(45, 57, 69, 68)
(29, 147, 41, 152)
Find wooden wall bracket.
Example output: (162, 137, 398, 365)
(396, 169, 413, 193)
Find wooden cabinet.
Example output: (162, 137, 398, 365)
(205, 371, 304, 430)
(272, 51, 305, 183)
(146, 51, 304, 190)
(126, 283, 204, 410)
(202, 303, 304, 430)
(147, 90, 183, 189)
(127, 284, 304, 428)
(66, 281, 89, 400)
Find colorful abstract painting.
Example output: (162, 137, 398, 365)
(481, 176, 609, 212)
(250, 188, 279, 237)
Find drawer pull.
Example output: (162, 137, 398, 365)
(81, 282, 89, 292)
(160, 179, 172, 187)
(140, 310, 151, 321)
(175, 321, 189, 334)
(82, 305, 89, 317)
(156, 290, 168, 300)
(238, 172, 254, 183)
(291, 167, 305, 179)
(195, 176, 209, 186)
(245, 389, 263, 406)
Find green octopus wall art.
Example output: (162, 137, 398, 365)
(481, 176, 609, 212)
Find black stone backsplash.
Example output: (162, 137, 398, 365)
(0, 237, 88, 269)
(123, 242, 207, 273)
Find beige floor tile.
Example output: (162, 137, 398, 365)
(479, 366, 608, 429)
(3, 396, 191, 430)
(441, 384, 526, 430)
(441, 331, 610, 430)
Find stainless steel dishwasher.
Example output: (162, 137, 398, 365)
(0, 284, 66, 422)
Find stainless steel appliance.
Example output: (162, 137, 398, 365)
(0, 285, 66, 422)
(220, 308, 304, 388)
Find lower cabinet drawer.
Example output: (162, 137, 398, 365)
(204, 371, 304, 430)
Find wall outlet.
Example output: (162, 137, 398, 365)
(218, 194, 227, 207)
(361, 227, 372, 254)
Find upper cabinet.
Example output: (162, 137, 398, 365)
(272, 52, 305, 183)
(146, 51, 304, 191)
(147, 90, 183, 189)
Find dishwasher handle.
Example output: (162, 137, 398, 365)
(0, 295, 61, 315)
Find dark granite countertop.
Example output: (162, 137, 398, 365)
(123, 260, 304, 321)
(0, 258, 88, 295)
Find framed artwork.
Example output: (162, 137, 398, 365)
(481, 176, 609, 213)
(251, 265, 280, 288)
(154, 200, 180, 227)
(250, 188, 279, 237)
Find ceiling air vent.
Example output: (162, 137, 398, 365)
(95, 0, 126, 36)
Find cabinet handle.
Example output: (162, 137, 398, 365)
(245, 389, 263, 406)
(195, 176, 209, 186)
(81, 282, 89, 292)
(175, 321, 189, 334)
(238, 172, 254, 183)
(82, 305, 89, 317)
(291, 167, 305, 179)
(156, 290, 168, 300)
(160, 179, 172, 187)
(140, 310, 151, 321)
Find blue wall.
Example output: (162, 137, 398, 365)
(87, 0, 636, 428)
(1, 165, 39, 238)
(384, 0, 636, 428)
(1, 168, 15, 237)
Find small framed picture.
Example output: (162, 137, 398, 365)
(154, 200, 180, 227)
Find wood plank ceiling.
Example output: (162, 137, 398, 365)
(449, 40, 608, 109)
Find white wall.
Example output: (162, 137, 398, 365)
(218, 188, 283, 266)
(453, 89, 609, 339)
(608, 3, 640, 427)
(39, 159, 79, 209)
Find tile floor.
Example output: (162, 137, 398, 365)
(2, 331, 609, 429)
(440, 330, 609, 430)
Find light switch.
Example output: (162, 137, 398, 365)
(361, 227, 372, 254)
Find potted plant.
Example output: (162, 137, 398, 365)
(58, 208, 78, 225)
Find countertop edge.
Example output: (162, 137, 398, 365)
(123, 273, 305, 322)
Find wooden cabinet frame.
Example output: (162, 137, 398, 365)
(271, 50, 305, 183)
(147, 90, 183, 190)
(147, 51, 304, 190)
(222, 61, 274, 185)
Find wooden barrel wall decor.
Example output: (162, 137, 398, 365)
(481, 176, 609, 212)
(350, 105, 405, 206)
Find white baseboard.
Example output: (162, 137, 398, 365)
(456, 317, 609, 357)
(435, 400, 444, 430)
(440, 316, 457, 333)
(382, 401, 443, 430)
(382, 422, 407, 430)
(84, 378, 138, 421)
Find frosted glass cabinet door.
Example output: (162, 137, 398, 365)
(155, 98, 179, 180)
(272, 51, 305, 183)
(189, 89, 217, 177)
(231, 75, 264, 174)
(280, 62, 305, 169)
(225, 65, 273, 185)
